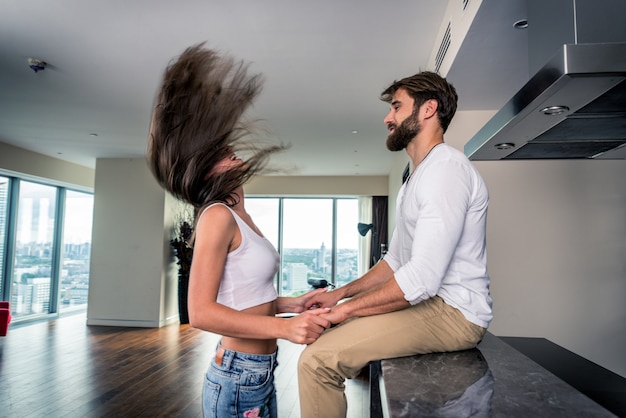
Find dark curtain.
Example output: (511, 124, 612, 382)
(370, 196, 388, 267)
(402, 162, 411, 184)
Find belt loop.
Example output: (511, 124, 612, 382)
(215, 346, 226, 367)
(216, 345, 235, 369)
(272, 347, 278, 370)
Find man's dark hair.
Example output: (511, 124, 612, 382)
(380, 71, 458, 133)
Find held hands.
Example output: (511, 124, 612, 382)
(319, 305, 348, 326)
(290, 288, 328, 313)
(285, 308, 331, 345)
(304, 288, 343, 310)
(277, 288, 328, 314)
(282, 287, 349, 344)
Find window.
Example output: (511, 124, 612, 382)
(336, 199, 359, 287)
(0, 176, 8, 294)
(245, 198, 279, 249)
(59, 190, 93, 312)
(0, 174, 93, 323)
(282, 199, 333, 294)
(247, 197, 359, 296)
(11, 181, 57, 318)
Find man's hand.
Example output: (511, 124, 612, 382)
(320, 305, 348, 326)
(304, 288, 344, 310)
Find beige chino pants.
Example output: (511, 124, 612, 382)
(297, 296, 486, 418)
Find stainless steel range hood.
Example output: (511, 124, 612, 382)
(465, 0, 626, 160)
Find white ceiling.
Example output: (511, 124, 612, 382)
(0, 0, 529, 177)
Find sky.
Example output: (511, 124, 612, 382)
(16, 188, 93, 245)
(247, 197, 361, 250)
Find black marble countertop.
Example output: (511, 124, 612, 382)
(378, 332, 616, 417)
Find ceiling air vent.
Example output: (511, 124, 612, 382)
(462, 0, 471, 11)
(435, 22, 451, 73)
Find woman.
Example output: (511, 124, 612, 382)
(147, 44, 330, 418)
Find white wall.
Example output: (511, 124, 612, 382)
(386, 110, 626, 378)
(246, 175, 388, 196)
(0, 141, 94, 189)
(87, 158, 179, 327)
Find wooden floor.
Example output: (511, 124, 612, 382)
(0, 313, 368, 418)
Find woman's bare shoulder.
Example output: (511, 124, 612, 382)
(196, 203, 237, 234)
(198, 203, 233, 221)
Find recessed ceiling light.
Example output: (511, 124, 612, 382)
(90, 133, 98, 137)
(541, 106, 569, 116)
(513, 19, 528, 29)
(351, 130, 358, 134)
(495, 143, 515, 150)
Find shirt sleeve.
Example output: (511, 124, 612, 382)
(382, 185, 404, 272)
(394, 160, 472, 304)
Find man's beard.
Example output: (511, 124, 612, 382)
(386, 110, 421, 151)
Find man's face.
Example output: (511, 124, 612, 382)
(384, 88, 421, 152)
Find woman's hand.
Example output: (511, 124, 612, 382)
(282, 308, 331, 345)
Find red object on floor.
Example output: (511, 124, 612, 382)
(0, 301, 11, 336)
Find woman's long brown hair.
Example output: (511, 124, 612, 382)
(147, 43, 285, 211)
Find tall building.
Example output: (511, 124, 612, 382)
(316, 242, 327, 274)
(286, 263, 309, 292)
(12, 277, 51, 314)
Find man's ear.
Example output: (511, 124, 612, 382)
(423, 99, 438, 119)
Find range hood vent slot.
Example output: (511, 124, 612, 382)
(435, 22, 452, 73)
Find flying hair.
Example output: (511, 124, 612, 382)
(147, 43, 286, 210)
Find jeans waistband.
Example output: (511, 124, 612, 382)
(214, 343, 278, 370)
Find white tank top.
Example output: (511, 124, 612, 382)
(201, 203, 279, 310)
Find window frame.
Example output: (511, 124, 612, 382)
(0, 172, 93, 323)
(246, 196, 360, 295)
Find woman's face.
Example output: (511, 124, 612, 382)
(211, 149, 244, 175)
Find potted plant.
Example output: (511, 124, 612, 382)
(171, 207, 194, 324)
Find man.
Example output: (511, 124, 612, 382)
(298, 71, 493, 418)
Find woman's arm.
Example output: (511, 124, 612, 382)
(192, 299, 329, 344)
(188, 205, 329, 344)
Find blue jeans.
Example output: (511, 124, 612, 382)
(203, 344, 278, 418)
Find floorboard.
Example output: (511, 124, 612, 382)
(1, 313, 368, 418)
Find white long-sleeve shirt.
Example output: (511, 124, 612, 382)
(384, 143, 493, 328)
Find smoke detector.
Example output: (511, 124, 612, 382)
(27, 58, 47, 73)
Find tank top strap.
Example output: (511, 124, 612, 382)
(200, 203, 257, 239)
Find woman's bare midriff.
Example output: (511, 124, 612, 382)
(219, 299, 278, 355)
